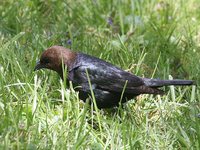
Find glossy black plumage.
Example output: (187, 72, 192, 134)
(34, 46, 194, 108)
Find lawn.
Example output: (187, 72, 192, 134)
(0, 0, 200, 149)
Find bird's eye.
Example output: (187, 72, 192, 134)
(41, 58, 50, 64)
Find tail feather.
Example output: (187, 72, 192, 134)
(143, 78, 194, 87)
(139, 85, 164, 95)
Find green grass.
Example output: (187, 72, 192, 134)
(0, 0, 200, 149)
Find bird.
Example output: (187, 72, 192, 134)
(34, 45, 194, 108)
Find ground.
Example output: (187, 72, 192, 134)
(0, 0, 200, 149)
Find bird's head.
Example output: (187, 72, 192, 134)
(34, 45, 76, 76)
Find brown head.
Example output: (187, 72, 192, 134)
(34, 45, 77, 76)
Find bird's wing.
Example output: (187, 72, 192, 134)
(69, 53, 161, 95)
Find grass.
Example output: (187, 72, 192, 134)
(0, 0, 200, 149)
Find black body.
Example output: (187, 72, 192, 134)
(66, 53, 193, 108)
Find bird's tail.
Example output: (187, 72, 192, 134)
(143, 78, 194, 87)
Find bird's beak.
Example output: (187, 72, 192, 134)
(34, 60, 43, 71)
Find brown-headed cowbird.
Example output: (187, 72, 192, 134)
(34, 46, 194, 108)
